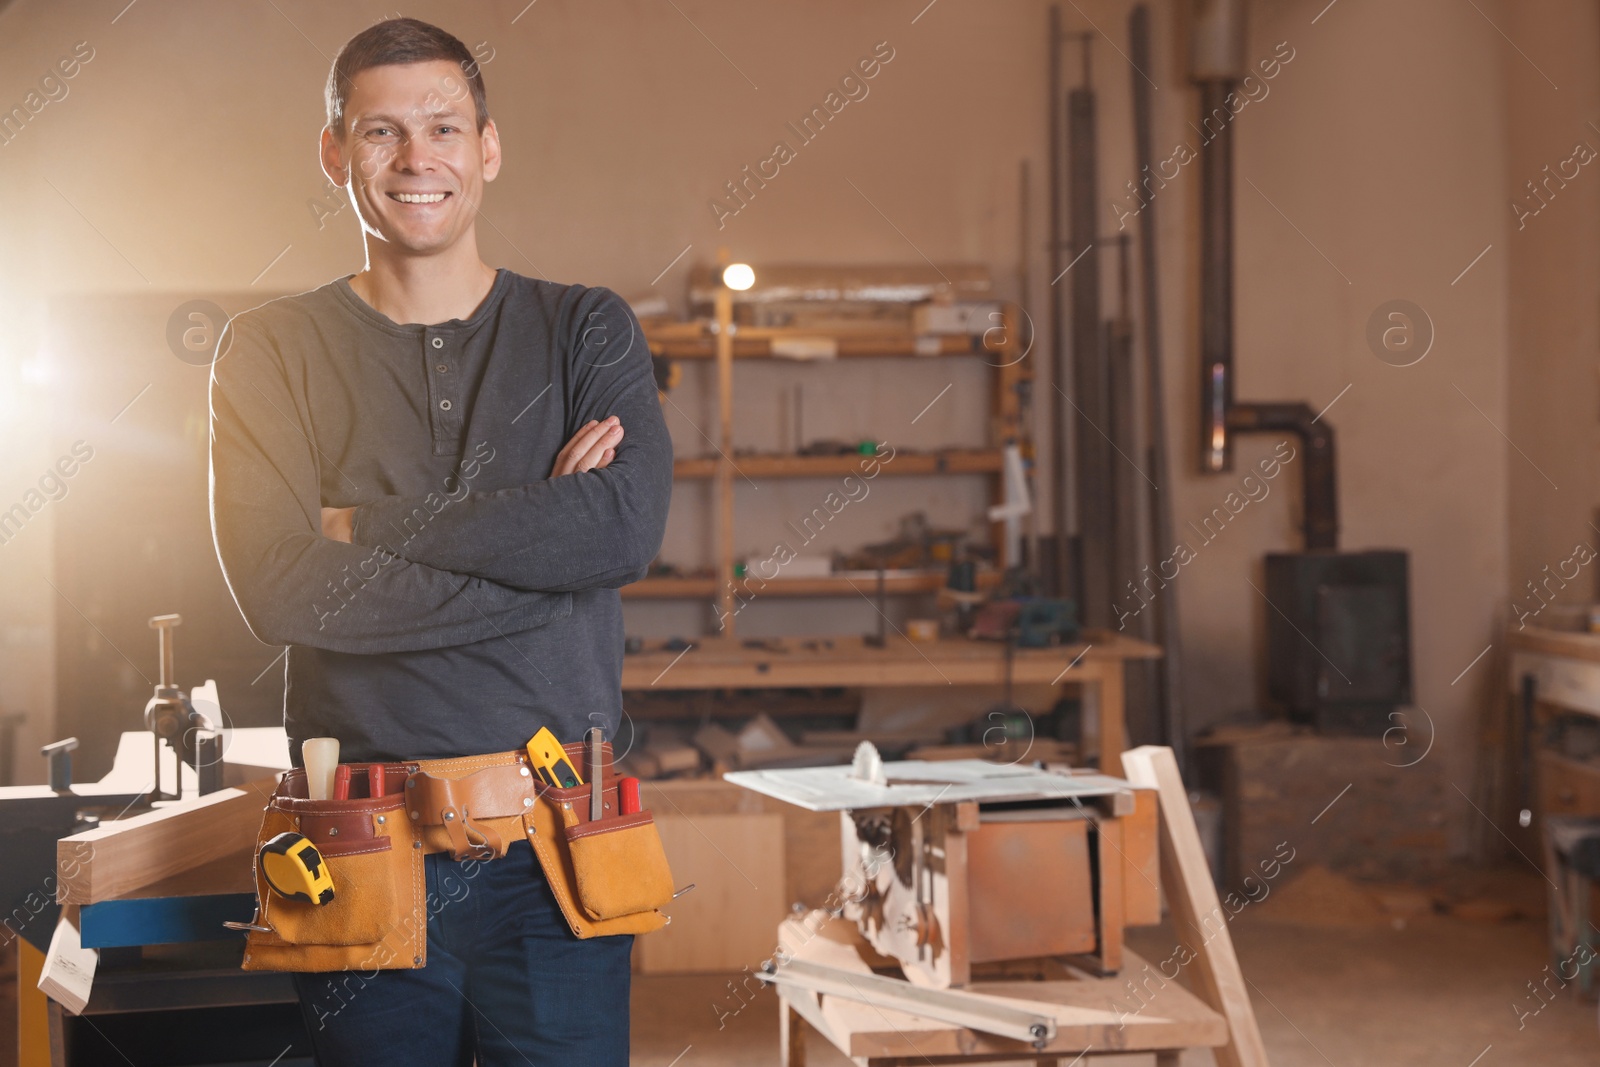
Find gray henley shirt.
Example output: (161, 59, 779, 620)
(208, 268, 672, 765)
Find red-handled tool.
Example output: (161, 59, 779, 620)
(618, 777, 641, 815)
(333, 764, 351, 801)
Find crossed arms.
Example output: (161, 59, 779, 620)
(208, 291, 672, 655)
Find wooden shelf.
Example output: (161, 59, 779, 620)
(672, 449, 1004, 479)
(623, 570, 1002, 600)
(643, 322, 996, 360)
(637, 288, 1028, 636)
(624, 577, 719, 599)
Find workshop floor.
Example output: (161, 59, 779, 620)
(631, 865, 1600, 1066)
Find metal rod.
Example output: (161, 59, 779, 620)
(1130, 2, 1187, 771)
(1107, 236, 1139, 612)
(1047, 5, 1068, 600)
(1198, 79, 1236, 474)
(1068, 70, 1111, 626)
(1017, 160, 1042, 575)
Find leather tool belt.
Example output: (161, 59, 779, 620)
(237, 740, 674, 974)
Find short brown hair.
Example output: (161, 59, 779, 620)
(325, 17, 489, 138)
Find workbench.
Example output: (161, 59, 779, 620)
(1506, 626, 1600, 1001)
(1507, 626, 1600, 822)
(621, 631, 1160, 772)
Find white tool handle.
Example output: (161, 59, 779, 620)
(302, 737, 340, 801)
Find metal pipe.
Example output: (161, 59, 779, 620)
(1190, 0, 1339, 551)
(1192, 0, 1244, 474)
(1226, 403, 1338, 549)
(1198, 79, 1236, 474)
(1130, 2, 1186, 770)
(1069, 63, 1112, 626)
(1048, 5, 1069, 599)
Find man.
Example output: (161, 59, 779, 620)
(208, 17, 671, 1064)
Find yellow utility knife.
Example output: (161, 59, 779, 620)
(526, 726, 582, 788)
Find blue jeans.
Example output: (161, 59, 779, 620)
(290, 838, 634, 1066)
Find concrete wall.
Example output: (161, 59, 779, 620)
(0, 0, 1559, 818)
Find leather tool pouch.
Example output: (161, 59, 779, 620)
(563, 811, 675, 921)
(535, 766, 675, 923)
(240, 764, 425, 973)
(525, 742, 673, 937)
(237, 742, 672, 972)
(406, 742, 672, 939)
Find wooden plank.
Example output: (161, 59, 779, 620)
(1121, 746, 1268, 1067)
(1091, 659, 1126, 773)
(674, 449, 1005, 479)
(645, 332, 987, 360)
(1509, 626, 1600, 663)
(775, 918, 1226, 1059)
(623, 571, 993, 600)
(636, 813, 785, 974)
(55, 776, 276, 906)
(945, 805, 971, 988)
(1096, 816, 1125, 973)
(1123, 787, 1163, 926)
(779, 1000, 808, 1067)
(622, 633, 1157, 689)
(36, 905, 95, 1015)
(621, 632, 1159, 674)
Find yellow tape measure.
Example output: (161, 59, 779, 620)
(260, 831, 336, 906)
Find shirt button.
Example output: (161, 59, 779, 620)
(436, 364, 448, 373)
(431, 337, 444, 349)
(439, 399, 453, 411)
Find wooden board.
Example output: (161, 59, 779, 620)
(673, 449, 1006, 479)
(622, 632, 1159, 688)
(1094, 816, 1125, 973)
(636, 813, 785, 974)
(1121, 746, 1269, 1067)
(55, 775, 277, 906)
(1509, 625, 1600, 664)
(1123, 786, 1163, 925)
(775, 917, 1227, 1059)
(36, 905, 94, 1016)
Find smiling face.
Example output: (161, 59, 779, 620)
(320, 59, 500, 258)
